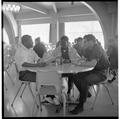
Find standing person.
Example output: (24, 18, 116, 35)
(70, 34, 110, 114)
(33, 37, 47, 58)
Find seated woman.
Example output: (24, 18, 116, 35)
(70, 34, 110, 114)
(73, 37, 84, 57)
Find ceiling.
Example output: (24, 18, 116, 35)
(3, 1, 117, 24)
(21, 2, 85, 13)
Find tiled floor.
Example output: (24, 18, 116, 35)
(3, 63, 118, 117)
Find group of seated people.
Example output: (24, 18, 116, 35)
(10, 34, 116, 115)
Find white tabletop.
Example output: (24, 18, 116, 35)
(23, 63, 94, 74)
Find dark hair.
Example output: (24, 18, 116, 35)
(83, 34, 96, 43)
(60, 35, 69, 47)
(21, 35, 33, 49)
(75, 37, 83, 43)
(35, 37, 40, 43)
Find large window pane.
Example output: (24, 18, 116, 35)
(65, 21, 104, 48)
(3, 28, 10, 45)
(21, 24, 50, 45)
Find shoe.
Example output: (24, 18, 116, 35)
(69, 103, 83, 114)
(87, 91, 92, 98)
(45, 97, 54, 104)
(108, 76, 116, 83)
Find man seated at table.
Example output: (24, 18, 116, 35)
(70, 34, 110, 114)
(15, 35, 42, 83)
(42, 35, 83, 103)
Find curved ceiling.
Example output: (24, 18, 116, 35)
(3, 2, 117, 24)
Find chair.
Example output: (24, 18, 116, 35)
(11, 62, 39, 109)
(91, 68, 114, 110)
(4, 55, 15, 86)
(33, 70, 67, 116)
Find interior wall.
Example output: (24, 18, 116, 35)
(3, 13, 15, 45)
(86, 1, 118, 49)
(3, 11, 18, 45)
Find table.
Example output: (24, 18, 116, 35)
(23, 63, 94, 74)
(23, 63, 94, 115)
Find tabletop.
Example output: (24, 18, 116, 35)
(23, 63, 94, 74)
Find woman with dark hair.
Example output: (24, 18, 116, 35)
(70, 34, 110, 114)
(73, 37, 84, 57)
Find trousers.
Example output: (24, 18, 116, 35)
(73, 69, 106, 103)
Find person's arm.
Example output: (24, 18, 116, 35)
(22, 62, 38, 67)
(22, 62, 46, 67)
(79, 59, 97, 67)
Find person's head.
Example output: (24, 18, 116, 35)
(60, 35, 69, 48)
(83, 34, 96, 49)
(75, 37, 83, 44)
(21, 35, 33, 49)
(35, 37, 40, 45)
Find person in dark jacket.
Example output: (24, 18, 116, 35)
(33, 37, 47, 58)
(70, 34, 110, 114)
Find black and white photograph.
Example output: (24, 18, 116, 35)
(2, 0, 118, 117)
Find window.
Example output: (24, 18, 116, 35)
(3, 28, 10, 45)
(21, 24, 50, 45)
(65, 21, 104, 48)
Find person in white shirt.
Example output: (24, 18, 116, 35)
(14, 35, 41, 82)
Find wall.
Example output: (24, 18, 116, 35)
(17, 2, 117, 49)
(3, 11, 18, 45)
(86, 1, 118, 49)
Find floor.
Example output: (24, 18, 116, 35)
(3, 63, 118, 117)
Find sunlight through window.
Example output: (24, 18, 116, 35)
(21, 24, 50, 45)
(65, 21, 104, 48)
(3, 28, 10, 45)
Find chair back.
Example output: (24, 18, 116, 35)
(4, 55, 13, 70)
(12, 61, 19, 81)
(37, 71, 62, 94)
